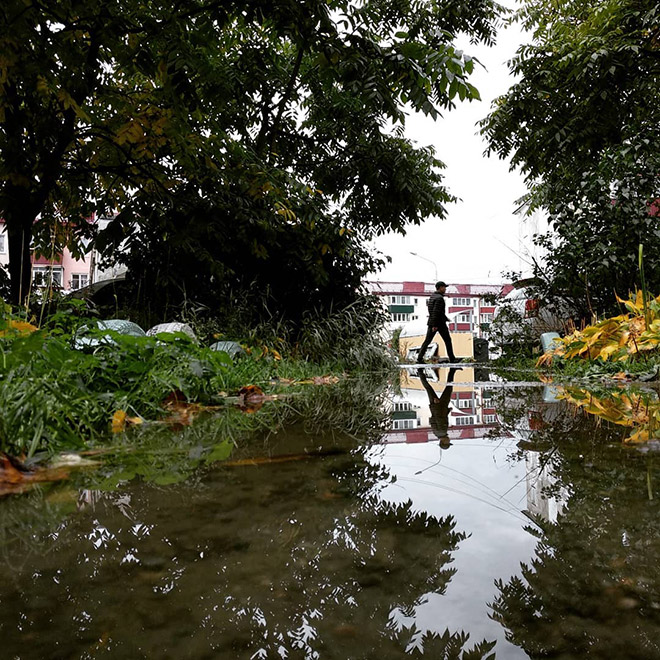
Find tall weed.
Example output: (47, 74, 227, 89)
(294, 296, 396, 372)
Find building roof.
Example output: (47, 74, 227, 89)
(383, 424, 507, 443)
(365, 280, 513, 297)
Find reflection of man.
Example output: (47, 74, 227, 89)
(418, 367, 458, 448)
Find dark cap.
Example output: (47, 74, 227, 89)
(436, 281, 447, 289)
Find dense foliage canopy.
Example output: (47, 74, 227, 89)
(1, 0, 503, 322)
(481, 0, 660, 318)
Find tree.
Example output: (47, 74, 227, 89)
(1, 0, 503, 312)
(481, 0, 660, 318)
(0, 0, 500, 310)
(1, 0, 218, 303)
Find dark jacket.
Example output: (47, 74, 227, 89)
(427, 292, 449, 327)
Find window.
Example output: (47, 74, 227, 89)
(458, 313, 471, 323)
(70, 273, 89, 290)
(484, 414, 498, 424)
(394, 402, 414, 412)
(480, 313, 493, 323)
(0, 233, 5, 254)
(453, 297, 471, 306)
(389, 295, 410, 304)
(414, 298, 418, 304)
(392, 313, 411, 322)
(457, 399, 472, 409)
(393, 419, 416, 430)
(455, 416, 474, 426)
(32, 265, 63, 288)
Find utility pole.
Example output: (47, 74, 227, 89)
(410, 251, 438, 282)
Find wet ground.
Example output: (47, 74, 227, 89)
(1, 365, 659, 659)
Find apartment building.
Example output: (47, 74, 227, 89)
(365, 280, 513, 338)
(0, 215, 124, 294)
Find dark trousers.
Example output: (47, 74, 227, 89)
(418, 324, 456, 362)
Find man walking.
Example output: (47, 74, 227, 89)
(418, 281, 459, 363)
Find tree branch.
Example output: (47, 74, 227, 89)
(266, 44, 306, 163)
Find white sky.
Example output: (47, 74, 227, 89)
(370, 19, 535, 285)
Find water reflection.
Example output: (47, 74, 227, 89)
(475, 383, 660, 659)
(487, 394, 660, 659)
(386, 367, 502, 445)
(558, 384, 660, 444)
(379, 370, 660, 658)
(2, 373, 660, 659)
(1, 430, 495, 658)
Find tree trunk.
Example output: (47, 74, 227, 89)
(6, 216, 33, 307)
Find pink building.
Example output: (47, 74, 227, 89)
(0, 218, 93, 293)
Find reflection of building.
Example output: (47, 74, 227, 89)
(519, 386, 570, 524)
(525, 452, 568, 524)
(365, 281, 513, 338)
(385, 367, 507, 443)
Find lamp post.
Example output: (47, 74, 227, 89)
(409, 251, 438, 282)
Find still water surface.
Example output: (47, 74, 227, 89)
(1, 366, 659, 659)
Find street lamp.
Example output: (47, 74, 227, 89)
(409, 251, 438, 282)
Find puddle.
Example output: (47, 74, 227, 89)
(1, 368, 659, 658)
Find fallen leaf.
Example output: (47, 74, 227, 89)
(162, 390, 187, 406)
(237, 384, 267, 413)
(0, 452, 70, 496)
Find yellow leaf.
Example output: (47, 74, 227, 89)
(111, 410, 127, 434)
(36, 75, 49, 96)
(536, 353, 553, 367)
(111, 410, 142, 433)
(597, 344, 620, 361)
(0, 320, 38, 337)
(626, 429, 650, 444)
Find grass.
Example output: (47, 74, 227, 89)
(0, 295, 397, 459)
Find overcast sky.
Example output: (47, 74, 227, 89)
(370, 19, 536, 285)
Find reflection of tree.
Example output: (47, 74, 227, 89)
(0, 440, 496, 658)
(487, 387, 660, 659)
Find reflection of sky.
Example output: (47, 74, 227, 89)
(368, 435, 536, 659)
